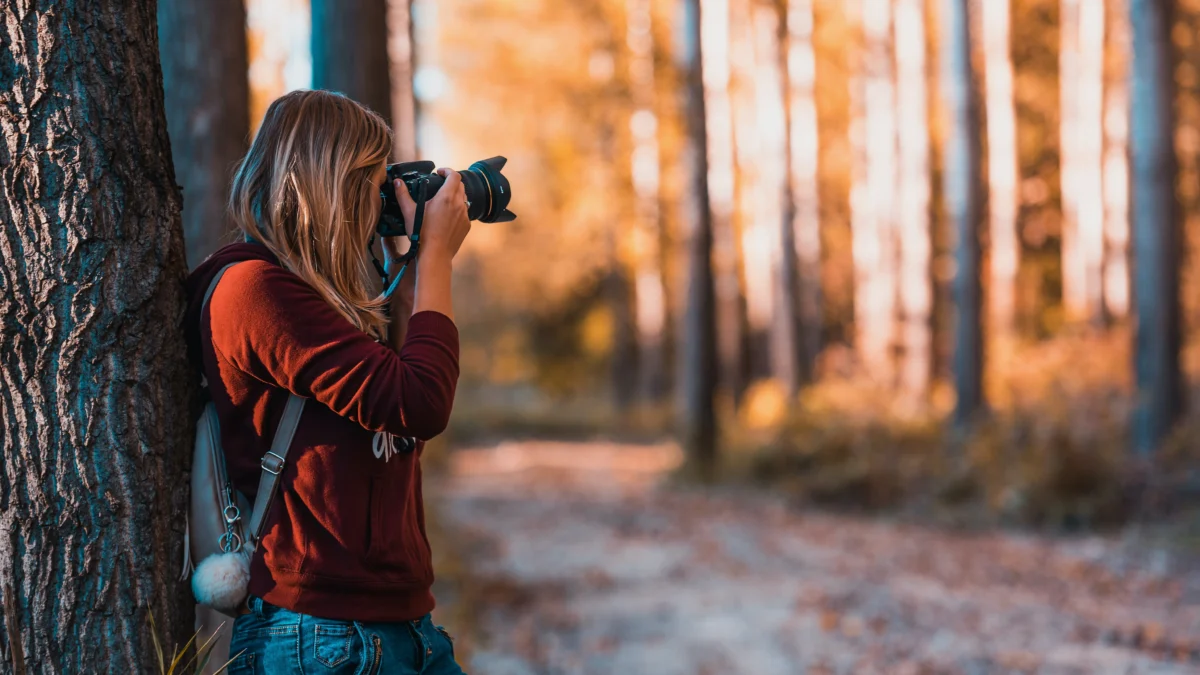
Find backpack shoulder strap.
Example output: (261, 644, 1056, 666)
(201, 261, 306, 549)
(247, 393, 304, 546)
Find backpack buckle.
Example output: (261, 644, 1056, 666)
(261, 451, 286, 476)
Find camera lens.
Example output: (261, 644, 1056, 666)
(461, 156, 516, 223)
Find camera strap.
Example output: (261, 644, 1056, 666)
(379, 176, 430, 300)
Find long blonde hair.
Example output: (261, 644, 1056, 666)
(230, 90, 392, 339)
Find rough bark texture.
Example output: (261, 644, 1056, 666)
(940, 0, 984, 425)
(680, 0, 718, 479)
(0, 1, 194, 671)
(312, 0, 392, 125)
(1130, 0, 1183, 454)
(159, 0, 250, 267)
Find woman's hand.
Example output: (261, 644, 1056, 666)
(383, 179, 419, 305)
(419, 168, 471, 263)
(388, 168, 471, 321)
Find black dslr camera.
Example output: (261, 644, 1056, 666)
(376, 156, 516, 239)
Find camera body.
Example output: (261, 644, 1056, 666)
(377, 156, 516, 238)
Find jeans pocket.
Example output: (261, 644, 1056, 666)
(313, 624, 357, 668)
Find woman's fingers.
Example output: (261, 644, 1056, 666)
(393, 179, 418, 236)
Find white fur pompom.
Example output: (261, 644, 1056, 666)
(192, 552, 251, 611)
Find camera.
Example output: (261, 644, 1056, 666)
(377, 156, 516, 238)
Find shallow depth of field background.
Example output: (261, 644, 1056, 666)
(234, 0, 1200, 671)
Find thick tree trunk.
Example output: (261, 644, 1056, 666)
(893, 0, 933, 400)
(854, 0, 899, 385)
(775, 0, 822, 395)
(1102, 0, 1131, 320)
(680, 0, 719, 478)
(940, 0, 984, 425)
(312, 0, 392, 124)
(0, 2, 193, 671)
(982, 0, 1020, 337)
(159, 0, 250, 268)
(388, 0, 419, 161)
(1130, 0, 1183, 454)
(627, 0, 669, 402)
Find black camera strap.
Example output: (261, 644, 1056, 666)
(380, 176, 430, 300)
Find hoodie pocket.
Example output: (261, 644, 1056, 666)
(365, 474, 432, 583)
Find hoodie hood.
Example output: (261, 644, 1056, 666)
(185, 242, 280, 376)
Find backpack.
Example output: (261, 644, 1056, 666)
(179, 262, 306, 616)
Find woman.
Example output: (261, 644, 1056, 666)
(184, 89, 469, 673)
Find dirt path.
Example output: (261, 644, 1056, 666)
(434, 441, 1200, 674)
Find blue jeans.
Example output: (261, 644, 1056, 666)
(227, 596, 467, 674)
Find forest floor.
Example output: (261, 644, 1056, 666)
(429, 440, 1200, 675)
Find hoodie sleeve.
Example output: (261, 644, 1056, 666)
(206, 260, 459, 440)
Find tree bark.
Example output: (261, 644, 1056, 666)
(159, 0, 250, 268)
(312, 0, 392, 125)
(680, 0, 719, 479)
(894, 0, 933, 400)
(1130, 0, 1183, 454)
(940, 0, 985, 426)
(388, 0, 419, 161)
(0, 1, 194, 671)
(982, 0, 1020, 337)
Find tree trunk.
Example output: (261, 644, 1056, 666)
(1060, 0, 1107, 323)
(680, 0, 719, 479)
(893, 0, 933, 400)
(733, 0, 776, 383)
(627, 0, 669, 402)
(775, 0, 823, 396)
(940, 0, 984, 425)
(700, 0, 749, 404)
(1130, 0, 1183, 454)
(1102, 0, 1131, 320)
(388, 0, 419, 161)
(312, 0, 392, 124)
(854, 0, 899, 385)
(0, 2, 194, 671)
(982, 0, 1020, 338)
(159, 0, 250, 268)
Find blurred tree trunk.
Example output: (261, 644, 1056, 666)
(854, 0, 898, 385)
(940, 0, 984, 425)
(701, 0, 750, 404)
(388, 0, 419, 161)
(774, 0, 823, 396)
(0, 1, 194, 670)
(733, 0, 778, 383)
(1060, 0, 1107, 323)
(1130, 0, 1183, 454)
(312, 0, 392, 124)
(680, 0, 719, 478)
(893, 0, 933, 400)
(159, 0, 250, 267)
(982, 0, 1020, 340)
(1102, 0, 1131, 321)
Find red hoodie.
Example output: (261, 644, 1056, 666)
(184, 243, 459, 621)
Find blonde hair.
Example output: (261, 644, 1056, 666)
(230, 89, 392, 339)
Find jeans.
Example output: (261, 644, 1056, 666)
(226, 596, 467, 675)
